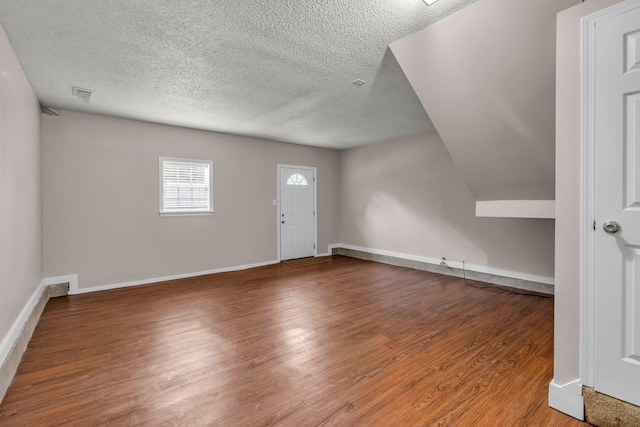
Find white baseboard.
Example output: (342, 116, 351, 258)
(0, 278, 51, 404)
(329, 243, 554, 286)
(549, 379, 584, 420)
(57, 260, 280, 295)
(0, 279, 47, 366)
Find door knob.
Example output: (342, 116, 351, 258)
(281, 220, 285, 224)
(603, 221, 620, 234)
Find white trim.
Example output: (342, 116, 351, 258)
(0, 279, 47, 368)
(329, 244, 555, 285)
(159, 156, 214, 215)
(277, 166, 281, 261)
(277, 164, 318, 261)
(579, 0, 640, 389)
(159, 212, 214, 217)
(64, 261, 278, 295)
(548, 379, 584, 420)
(581, 6, 597, 388)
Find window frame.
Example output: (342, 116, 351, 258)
(159, 156, 214, 216)
(286, 173, 308, 186)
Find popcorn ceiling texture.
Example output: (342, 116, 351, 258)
(0, 0, 476, 149)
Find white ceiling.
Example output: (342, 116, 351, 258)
(0, 0, 477, 149)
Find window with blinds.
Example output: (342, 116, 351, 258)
(159, 157, 213, 214)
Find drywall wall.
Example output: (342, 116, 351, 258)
(391, 0, 579, 201)
(0, 25, 43, 356)
(42, 111, 339, 289)
(554, 0, 623, 386)
(338, 131, 555, 279)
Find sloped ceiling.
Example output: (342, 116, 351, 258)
(0, 0, 477, 149)
(391, 0, 580, 201)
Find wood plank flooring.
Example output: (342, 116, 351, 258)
(0, 255, 587, 426)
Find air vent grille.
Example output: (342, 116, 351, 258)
(72, 86, 93, 104)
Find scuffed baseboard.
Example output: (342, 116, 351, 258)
(53, 261, 280, 295)
(329, 244, 554, 294)
(0, 281, 69, 404)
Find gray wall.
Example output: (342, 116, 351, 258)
(0, 26, 43, 350)
(338, 131, 555, 278)
(43, 111, 340, 289)
(42, 115, 556, 290)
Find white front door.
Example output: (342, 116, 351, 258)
(279, 166, 315, 261)
(592, 0, 640, 407)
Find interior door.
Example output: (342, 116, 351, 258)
(593, 1, 640, 407)
(279, 166, 315, 261)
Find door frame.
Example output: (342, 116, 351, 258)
(276, 164, 317, 262)
(580, 0, 639, 388)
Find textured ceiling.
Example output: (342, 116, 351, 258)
(0, 0, 476, 149)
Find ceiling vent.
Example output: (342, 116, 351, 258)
(72, 86, 93, 104)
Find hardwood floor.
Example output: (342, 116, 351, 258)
(0, 256, 587, 426)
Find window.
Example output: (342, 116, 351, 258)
(159, 157, 213, 214)
(287, 173, 308, 186)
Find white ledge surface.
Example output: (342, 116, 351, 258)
(475, 200, 555, 219)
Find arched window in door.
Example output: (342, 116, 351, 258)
(287, 173, 308, 186)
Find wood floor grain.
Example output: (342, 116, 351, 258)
(0, 256, 587, 426)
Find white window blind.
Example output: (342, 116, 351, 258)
(159, 157, 213, 214)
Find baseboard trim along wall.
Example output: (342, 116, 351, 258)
(548, 379, 585, 420)
(63, 260, 281, 295)
(329, 244, 554, 294)
(0, 280, 68, 404)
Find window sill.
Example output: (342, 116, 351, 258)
(159, 211, 214, 217)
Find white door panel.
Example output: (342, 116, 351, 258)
(279, 166, 315, 261)
(593, 1, 640, 407)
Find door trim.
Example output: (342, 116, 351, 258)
(276, 164, 317, 262)
(580, 0, 640, 389)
